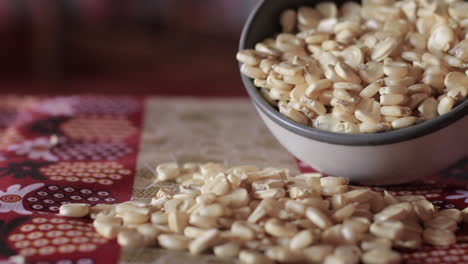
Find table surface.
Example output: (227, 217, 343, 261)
(0, 95, 467, 264)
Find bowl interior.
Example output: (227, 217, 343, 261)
(239, 0, 468, 146)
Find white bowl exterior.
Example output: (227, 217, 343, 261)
(257, 107, 468, 185)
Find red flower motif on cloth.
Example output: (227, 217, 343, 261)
(61, 116, 137, 141)
(0, 101, 34, 130)
(0, 257, 21, 264)
(7, 217, 107, 257)
(0, 96, 140, 263)
(446, 190, 468, 203)
(28, 116, 70, 136)
(40, 161, 131, 185)
(0, 161, 52, 180)
(34, 96, 139, 116)
(34, 97, 77, 116)
(0, 184, 45, 214)
(7, 138, 58, 162)
(0, 108, 17, 129)
(72, 96, 139, 115)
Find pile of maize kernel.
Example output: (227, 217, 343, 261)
(60, 162, 468, 264)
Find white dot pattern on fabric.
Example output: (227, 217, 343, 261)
(52, 141, 133, 161)
(8, 217, 107, 258)
(23, 185, 117, 214)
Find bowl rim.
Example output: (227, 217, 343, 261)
(239, 0, 468, 146)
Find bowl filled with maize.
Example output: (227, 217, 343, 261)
(238, 0, 468, 184)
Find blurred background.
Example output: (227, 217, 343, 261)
(0, 0, 260, 96)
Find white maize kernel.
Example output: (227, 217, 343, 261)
(59, 203, 89, 218)
(306, 207, 333, 229)
(214, 242, 240, 259)
(321, 176, 349, 187)
(332, 202, 358, 222)
(304, 244, 334, 263)
(136, 223, 160, 243)
(418, 97, 439, 120)
(290, 229, 318, 249)
(438, 96, 456, 115)
(362, 248, 401, 264)
(380, 106, 412, 117)
(462, 207, 468, 224)
(280, 9, 296, 33)
(383, 61, 408, 78)
(380, 94, 407, 106)
(266, 246, 304, 262)
(93, 220, 121, 239)
(158, 234, 190, 250)
(239, 250, 273, 264)
(117, 229, 146, 248)
(156, 162, 180, 181)
(305, 79, 333, 96)
(373, 202, 412, 221)
(370, 221, 405, 240)
(265, 218, 298, 237)
(423, 228, 456, 246)
(391, 117, 418, 129)
(189, 214, 217, 229)
(437, 209, 463, 223)
(168, 212, 189, 234)
(189, 229, 219, 255)
(360, 82, 382, 99)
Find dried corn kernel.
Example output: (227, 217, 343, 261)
(82, 163, 463, 264)
(59, 203, 89, 218)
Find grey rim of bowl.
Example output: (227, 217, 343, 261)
(239, 0, 468, 146)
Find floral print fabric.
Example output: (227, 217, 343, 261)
(0, 96, 466, 264)
(0, 96, 143, 264)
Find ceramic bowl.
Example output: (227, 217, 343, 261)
(239, 0, 468, 184)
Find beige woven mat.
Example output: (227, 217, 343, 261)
(124, 97, 299, 263)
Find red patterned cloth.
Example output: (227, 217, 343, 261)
(0, 95, 144, 263)
(0, 95, 467, 264)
